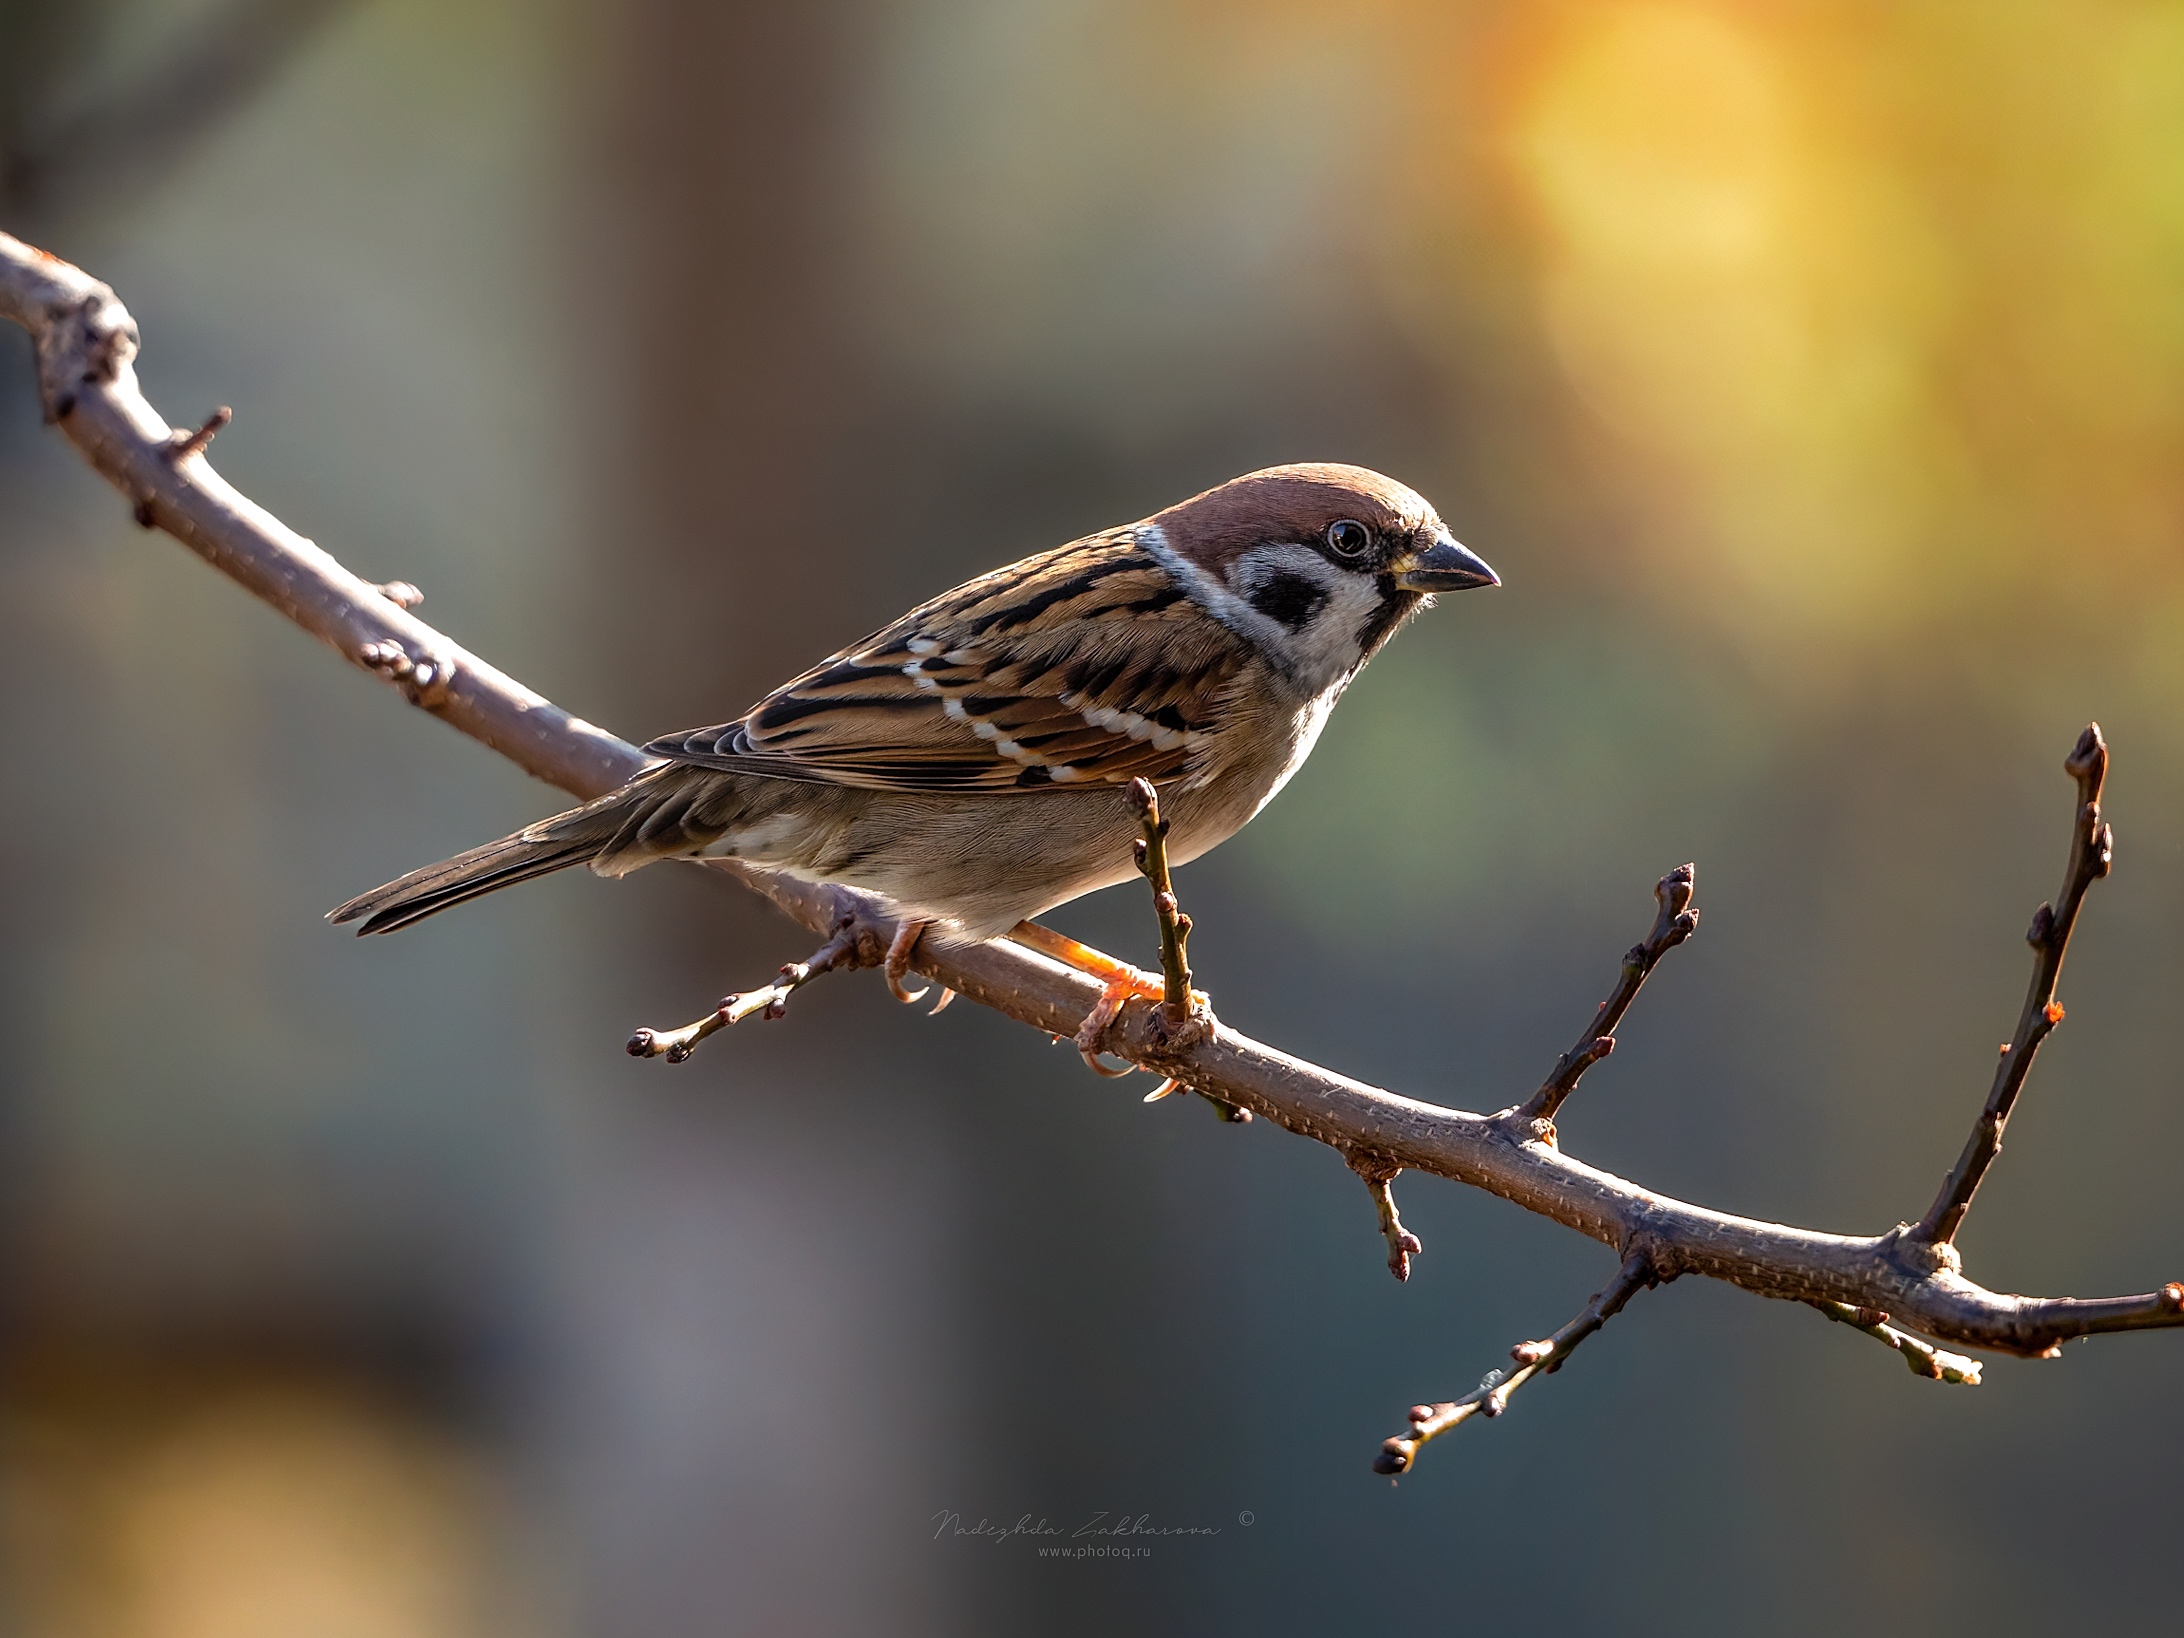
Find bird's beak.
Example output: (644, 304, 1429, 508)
(1393, 533, 1499, 593)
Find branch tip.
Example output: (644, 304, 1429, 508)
(626, 901, 890, 1062)
(1810, 1300, 1982, 1385)
(1659, 861, 1695, 912)
(1513, 864, 1699, 1125)
(1917, 725, 2120, 1245)
(1373, 1251, 1653, 1474)
(2065, 722, 2107, 789)
(1348, 1158, 1422, 1281)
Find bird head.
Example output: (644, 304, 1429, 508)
(1140, 463, 1497, 695)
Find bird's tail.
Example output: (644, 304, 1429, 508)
(329, 776, 677, 935)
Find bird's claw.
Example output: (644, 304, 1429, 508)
(1072, 970, 1213, 1076)
(885, 918, 933, 1004)
(1151, 989, 1215, 1051)
(1072, 967, 1161, 1074)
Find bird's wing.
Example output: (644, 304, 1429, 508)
(642, 531, 1249, 793)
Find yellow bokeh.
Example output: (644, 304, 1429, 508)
(1495, 1, 2184, 651)
(1515, 3, 1955, 641)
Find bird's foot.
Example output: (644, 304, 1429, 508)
(1008, 922, 1214, 1078)
(883, 918, 953, 1013)
(1008, 775, 1229, 1101)
(627, 892, 898, 1062)
(1070, 964, 1172, 1077)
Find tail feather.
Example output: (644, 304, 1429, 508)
(328, 834, 601, 934)
(329, 775, 691, 935)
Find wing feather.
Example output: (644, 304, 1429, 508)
(640, 530, 1248, 794)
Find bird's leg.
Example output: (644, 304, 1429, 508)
(1004, 920, 1167, 1076)
(627, 893, 892, 1063)
(1007, 920, 1160, 988)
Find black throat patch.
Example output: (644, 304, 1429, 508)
(1354, 579, 1423, 661)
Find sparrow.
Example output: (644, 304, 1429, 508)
(331, 463, 1497, 1027)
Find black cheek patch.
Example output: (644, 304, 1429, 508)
(1249, 572, 1330, 631)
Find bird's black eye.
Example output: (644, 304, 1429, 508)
(1325, 519, 1371, 559)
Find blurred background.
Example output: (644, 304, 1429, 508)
(3, 0, 2182, 1631)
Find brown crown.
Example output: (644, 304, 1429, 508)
(1147, 463, 1440, 571)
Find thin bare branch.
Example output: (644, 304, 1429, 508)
(1915, 724, 2114, 1245)
(0, 233, 639, 797)
(1346, 1153, 1423, 1282)
(626, 895, 892, 1062)
(1511, 864, 1698, 1129)
(1375, 1251, 1655, 1475)
(1125, 777, 1196, 1024)
(8, 233, 2183, 1477)
(1808, 1300, 1982, 1384)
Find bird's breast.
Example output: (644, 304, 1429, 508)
(1160, 683, 1342, 867)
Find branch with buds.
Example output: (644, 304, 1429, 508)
(1915, 727, 2113, 1248)
(8, 232, 2181, 1479)
(1377, 1252, 1657, 1473)
(625, 895, 896, 1061)
(1510, 864, 1698, 1131)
